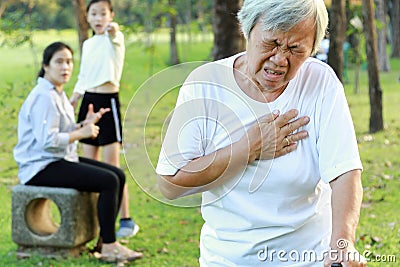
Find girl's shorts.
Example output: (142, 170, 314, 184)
(77, 92, 122, 146)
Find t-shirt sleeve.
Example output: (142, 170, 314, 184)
(156, 77, 206, 176)
(317, 84, 363, 183)
(73, 42, 88, 95)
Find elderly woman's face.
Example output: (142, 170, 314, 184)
(245, 17, 315, 93)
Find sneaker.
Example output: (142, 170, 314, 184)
(116, 218, 140, 238)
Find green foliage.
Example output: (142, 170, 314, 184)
(1, 0, 76, 30)
(343, 62, 400, 265)
(0, 29, 211, 266)
(0, 10, 33, 47)
(1, 0, 213, 32)
(0, 30, 399, 266)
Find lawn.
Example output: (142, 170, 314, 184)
(0, 29, 398, 266)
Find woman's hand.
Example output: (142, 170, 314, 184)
(243, 109, 310, 163)
(84, 103, 110, 125)
(79, 123, 100, 139)
(69, 120, 100, 143)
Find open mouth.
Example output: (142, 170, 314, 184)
(265, 69, 284, 75)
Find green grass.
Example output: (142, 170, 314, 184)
(343, 60, 400, 266)
(0, 29, 399, 266)
(0, 29, 211, 267)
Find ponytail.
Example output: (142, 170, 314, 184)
(38, 67, 45, 78)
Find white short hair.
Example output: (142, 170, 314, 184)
(237, 0, 328, 55)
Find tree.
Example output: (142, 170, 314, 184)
(362, 0, 383, 133)
(328, 0, 347, 82)
(211, 0, 243, 60)
(71, 0, 89, 54)
(390, 0, 400, 57)
(376, 0, 390, 71)
(0, 1, 8, 18)
(168, 0, 179, 65)
(348, 15, 364, 94)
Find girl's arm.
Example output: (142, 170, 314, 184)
(70, 92, 82, 109)
(107, 22, 124, 47)
(71, 42, 88, 106)
(107, 22, 119, 38)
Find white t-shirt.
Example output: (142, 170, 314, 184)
(73, 31, 125, 95)
(156, 54, 362, 266)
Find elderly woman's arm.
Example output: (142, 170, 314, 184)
(158, 137, 250, 199)
(327, 169, 366, 266)
(159, 109, 310, 199)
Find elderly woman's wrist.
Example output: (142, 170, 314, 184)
(234, 139, 254, 164)
(330, 237, 356, 251)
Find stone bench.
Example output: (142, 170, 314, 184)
(11, 185, 99, 258)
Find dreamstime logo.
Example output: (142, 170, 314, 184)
(257, 239, 397, 264)
(257, 239, 363, 263)
(363, 250, 397, 263)
(257, 245, 335, 263)
(336, 239, 349, 249)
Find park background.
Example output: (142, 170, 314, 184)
(0, 0, 399, 266)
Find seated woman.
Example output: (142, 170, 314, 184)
(13, 41, 142, 263)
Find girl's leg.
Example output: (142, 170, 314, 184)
(103, 142, 129, 218)
(103, 142, 139, 238)
(82, 143, 101, 161)
(103, 142, 120, 167)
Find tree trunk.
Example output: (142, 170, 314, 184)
(376, 0, 390, 71)
(212, 0, 244, 60)
(168, 0, 179, 65)
(71, 0, 89, 55)
(0, 1, 7, 19)
(185, 0, 192, 44)
(328, 0, 346, 82)
(363, 0, 383, 133)
(391, 0, 400, 57)
(197, 0, 207, 42)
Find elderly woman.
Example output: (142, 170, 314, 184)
(157, 0, 365, 266)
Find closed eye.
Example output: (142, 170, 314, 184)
(290, 46, 307, 55)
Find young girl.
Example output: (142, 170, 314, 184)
(70, 0, 138, 238)
(14, 42, 142, 262)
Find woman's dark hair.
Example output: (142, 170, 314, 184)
(38, 42, 73, 78)
(86, 0, 113, 13)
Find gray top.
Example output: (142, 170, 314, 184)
(14, 77, 78, 184)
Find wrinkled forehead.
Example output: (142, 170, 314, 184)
(252, 17, 316, 43)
